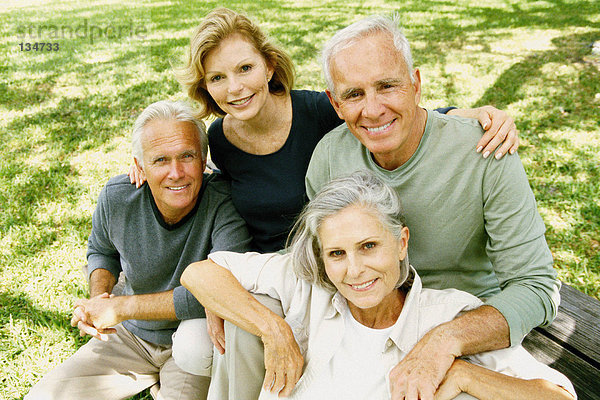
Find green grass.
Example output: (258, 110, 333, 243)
(1, 0, 598, 398)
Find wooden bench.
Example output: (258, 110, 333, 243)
(522, 283, 600, 400)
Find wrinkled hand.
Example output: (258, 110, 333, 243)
(206, 310, 226, 355)
(74, 292, 123, 332)
(71, 293, 117, 340)
(262, 320, 304, 397)
(389, 329, 458, 400)
(475, 105, 519, 160)
(434, 359, 470, 400)
(128, 163, 145, 188)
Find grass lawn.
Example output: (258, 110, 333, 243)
(1, 0, 599, 398)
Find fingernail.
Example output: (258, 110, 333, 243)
(476, 146, 483, 153)
(483, 122, 489, 130)
(483, 151, 490, 158)
(495, 152, 503, 160)
(510, 149, 515, 154)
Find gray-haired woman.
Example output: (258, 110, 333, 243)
(181, 171, 575, 400)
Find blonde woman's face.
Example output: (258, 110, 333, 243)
(203, 34, 274, 121)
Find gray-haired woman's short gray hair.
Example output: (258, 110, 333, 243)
(131, 100, 208, 166)
(288, 170, 409, 292)
(321, 13, 415, 96)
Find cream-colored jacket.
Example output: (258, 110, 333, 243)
(208, 251, 575, 400)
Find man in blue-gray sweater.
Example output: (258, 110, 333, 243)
(26, 100, 251, 400)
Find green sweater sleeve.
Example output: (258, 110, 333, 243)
(481, 151, 560, 345)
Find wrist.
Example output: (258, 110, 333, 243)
(259, 313, 292, 344)
(112, 295, 132, 322)
(429, 321, 464, 358)
(451, 359, 473, 392)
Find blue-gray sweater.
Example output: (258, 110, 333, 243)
(87, 173, 251, 345)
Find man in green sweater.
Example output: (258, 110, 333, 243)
(26, 101, 251, 400)
(305, 15, 560, 400)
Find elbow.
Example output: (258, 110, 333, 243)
(530, 379, 575, 400)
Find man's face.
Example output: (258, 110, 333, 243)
(326, 32, 423, 169)
(135, 119, 206, 224)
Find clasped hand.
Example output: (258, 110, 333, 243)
(70, 292, 119, 340)
(389, 329, 458, 400)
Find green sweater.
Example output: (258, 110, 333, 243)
(305, 109, 560, 345)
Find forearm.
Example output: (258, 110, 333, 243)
(485, 276, 560, 345)
(79, 289, 178, 330)
(436, 305, 510, 357)
(181, 259, 287, 340)
(115, 290, 177, 321)
(454, 360, 574, 400)
(446, 107, 482, 119)
(89, 268, 117, 298)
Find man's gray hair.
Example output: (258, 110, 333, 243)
(321, 13, 415, 96)
(287, 170, 410, 292)
(131, 100, 208, 166)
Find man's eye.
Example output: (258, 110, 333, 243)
(363, 242, 376, 250)
(343, 91, 362, 101)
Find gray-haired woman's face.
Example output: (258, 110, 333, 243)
(317, 204, 408, 311)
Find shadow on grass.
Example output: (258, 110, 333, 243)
(475, 31, 599, 117)
(0, 290, 154, 400)
(0, 291, 82, 343)
(470, 29, 600, 295)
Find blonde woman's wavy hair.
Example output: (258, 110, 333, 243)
(175, 7, 295, 119)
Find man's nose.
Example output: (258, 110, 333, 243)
(361, 92, 385, 119)
(168, 161, 185, 179)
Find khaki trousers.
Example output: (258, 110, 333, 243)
(25, 323, 210, 400)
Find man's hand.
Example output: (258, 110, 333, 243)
(390, 305, 510, 400)
(261, 319, 304, 398)
(389, 327, 459, 400)
(70, 293, 117, 340)
(74, 292, 124, 331)
(206, 310, 226, 355)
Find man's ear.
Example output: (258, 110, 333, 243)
(412, 68, 422, 105)
(326, 89, 345, 120)
(133, 157, 146, 181)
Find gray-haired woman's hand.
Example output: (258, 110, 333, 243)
(261, 319, 304, 397)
